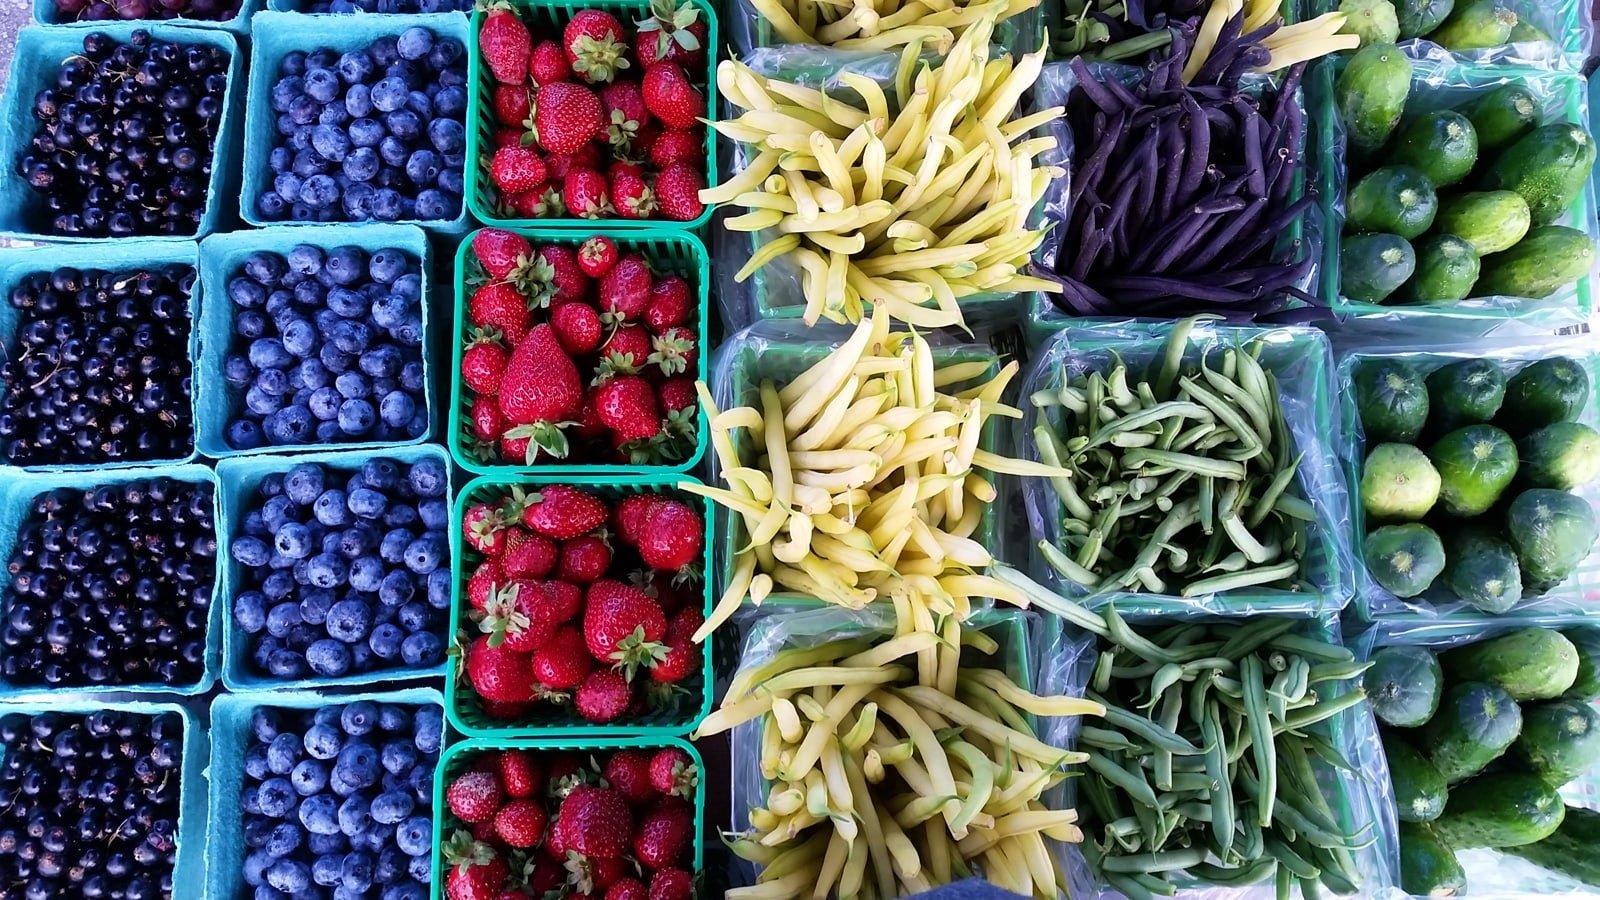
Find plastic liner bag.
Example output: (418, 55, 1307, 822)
(1349, 616, 1600, 898)
(709, 43, 1069, 334)
(1309, 53, 1597, 325)
(1332, 321, 1600, 622)
(1037, 609, 1399, 899)
(1015, 318, 1356, 618)
(1026, 55, 1323, 330)
(724, 0, 1044, 58)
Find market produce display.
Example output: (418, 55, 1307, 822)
(1352, 353, 1599, 609)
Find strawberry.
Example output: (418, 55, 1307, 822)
(656, 377, 695, 417)
(598, 324, 652, 377)
(651, 161, 704, 222)
(637, 499, 702, 572)
(648, 631, 695, 684)
(499, 433, 532, 465)
(553, 786, 633, 858)
(502, 185, 553, 218)
(491, 83, 533, 127)
(462, 330, 509, 396)
(583, 579, 666, 671)
(529, 38, 571, 85)
(601, 750, 657, 806)
(490, 145, 549, 195)
(480, 581, 558, 652)
(575, 669, 633, 722)
(500, 528, 558, 579)
(473, 228, 535, 281)
(493, 126, 524, 149)
(649, 868, 692, 900)
(594, 375, 663, 444)
(557, 535, 612, 583)
(648, 129, 700, 168)
(532, 625, 591, 690)
(498, 325, 582, 460)
(643, 274, 693, 330)
(496, 749, 542, 800)
(479, 7, 532, 86)
(464, 634, 535, 704)
(528, 856, 567, 893)
(632, 800, 693, 869)
(529, 244, 590, 307)
(446, 771, 503, 824)
(463, 502, 508, 555)
(563, 168, 613, 219)
(606, 878, 649, 900)
(640, 63, 703, 130)
(576, 390, 609, 439)
(569, 855, 627, 895)
(471, 282, 532, 342)
(444, 830, 510, 900)
(647, 747, 698, 799)
(598, 255, 654, 324)
(547, 143, 601, 180)
(551, 301, 603, 355)
(515, 484, 608, 539)
(466, 559, 502, 611)
(470, 396, 504, 444)
(635, 0, 707, 68)
(613, 495, 663, 546)
(534, 82, 604, 156)
(492, 799, 548, 849)
(543, 580, 583, 622)
(623, 121, 661, 164)
(647, 325, 695, 377)
(600, 81, 650, 151)
(563, 10, 630, 84)
(577, 237, 619, 278)
(609, 164, 658, 219)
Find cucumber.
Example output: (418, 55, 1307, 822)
(1433, 772, 1565, 849)
(1362, 443, 1442, 520)
(1341, 233, 1416, 303)
(1404, 234, 1480, 302)
(1348, 166, 1438, 239)
(1481, 123, 1598, 225)
(1428, 0, 1517, 49)
(1506, 488, 1598, 591)
(1339, 0, 1402, 44)
(1386, 733, 1449, 822)
(1392, 111, 1478, 187)
(1441, 529, 1522, 613)
(1501, 357, 1591, 433)
(1365, 523, 1446, 598)
(1462, 84, 1540, 154)
(1433, 190, 1530, 255)
(1518, 421, 1600, 490)
(1475, 225, 1596, 299)
(1396, 0, 1454, 37)
(1421, 680, 1522, 783)
(1507, 806, 1600, 887)
(1561, 629, 1600, 701)
(1365, 645, 1443, 727)
(1441, 628, 1579, 701)
(1399, 822, 1466, 896)
(1427, 424, 1519, 516)
(1357, 358, 1430, 442)
(1335, 43, 1413, 152)
(1508, 18, 1552, 42)
(1426, 358, 1506, 432)
(1514, 699, 1600, 786)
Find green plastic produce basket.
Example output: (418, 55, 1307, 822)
(463, 0, 719, 230)
(447, 473, 713, 738)
(31, 0, 264, 32)
(1312, 54, 1597, 323)
(206, 686, 445, 900)
(196, 223, 438, 460)
(430, 736, 704, 900)
(449, 227, 709, 475)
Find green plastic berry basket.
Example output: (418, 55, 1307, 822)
(30, 0, 264, 33)
(0, 23, 246, 243)
(463, 0, 719, 230)
(447, 473, 714, 739)
(196, 223, 438, 460)
(205, 686, 446, 900)
(429, 736, 705, 900)
(448, 226, 709, 476)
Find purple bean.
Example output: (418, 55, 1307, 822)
(1072, 59, 1125, 114)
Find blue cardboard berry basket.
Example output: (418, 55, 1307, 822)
(0, 464, 224, 698)
(241, 11, 474, 235)
(216, 443, 455, 692)
(30, 0, 264, 34)
(0, 23, 246, 243)
(195, 223, 438, 460)
(0, 240, 203, 471)
(206, 686, 445, 900)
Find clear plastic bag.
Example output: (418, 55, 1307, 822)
(1309, 53, 1597, 325)
(1016, 319, 1356, 617)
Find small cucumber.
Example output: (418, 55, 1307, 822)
(1461, 84, 1540, 154)
(1336, 43, 1413, 152)
(1433, 190, 1530, 255)
(1442, 528, 1522, 613)
(1400, 823, 1466, 896)
(1365, 645, 1443, 727)
(1507, 807, 1600, 888)
(1501, 357, 1590, 433)
(1404, 234, 1480, 302)
(1392, 111, 1479, 187)
(1427, 358, 1507, 431)
(1340, 0, 1402, 44)
(1514, 699, 1600, 786)
(1421, 680, 1522, 783)
(1429, 0, 1518, 49)
(1562, 628, 1600, 702)
(1342, 233, 1416, 303)
(1387, 734, 1450, 823)
(1481, 123, 1598, 225)
(1476, 225, 1596, 299)
(1441, 628, 1579, 701)
(1348, 166, 1439, 238)
(1433, 772, 1565, 849)
(1508, 18, 1552, 42)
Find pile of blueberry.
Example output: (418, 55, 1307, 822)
(0, 708, 186, 900)
(18, 30, 230, 238)
(0, 264, 195, 466)
(0, 478, 217, 690)
(51, 0, 243, 22)
(231, 456, 450, 681)
(238, 701, 441, 899)
(303, 0, 470, 10)
(220, 243, 427, 450)
(256, 28, 467, 224)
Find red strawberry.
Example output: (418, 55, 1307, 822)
(600, 80, 650, 151)
(479, 8, 532, 85)
(640, 64, 703, 130)
(443, 831, 510, 900)
(652, 161, 704, 222)
(496, 749, 542, 799)
(613, 495, 663, 546)
(534, 82, 604, 156)
(594, 375, 663, 444)
(493, 126, 524, 149)
(648, 631, 695, 684)
(500, 528, 558, 579)
(649, 576, 693, 617)
(649, 129, 700, 168)
(557, 535, 612, 583)
(463, 503, 507, 555)
(643, 275, 693, 331)
(470, 282, 532, 342)
(532, 625, 591, 690)
(481, 581, 558, 652)
(490, 145, 549, 195)
(553, 786, 633, 858)
(576, 390, 609, 439)
(606, 878, 649, 900)
(647, 325, 696, 377)
(464, 634, 535, 704)
(470, 396, 503, 444)
(668, 605, 702, 640)
(530, 244, 589, 307)
(635, 0, 707, 68)
(609, 164, 658, 219)
(571, 856, 628, 894)
(649, 868, 692, 900)
(637, 499, 702, 571)
(473, 229, 534, 281)
(563, 10, 630, 83)
(498, 325, 582, 460)
(529, 38, 571, 85)
(518, 484, 608, 539)
(599, 324, 652, 376)
(547, 143, 601, 180)
(598, 255, 653, 324)
(545, 580, 583, 622)
(493, 800, 547, 848)
(527, 856, 566, 893)
(563, 168, 613, 219)
(577, 237, 618, 278)
(446, 771, 503, 824)
(499, 433, 532, 465)
(491, 83, 532, 127)
(461, 331, 509, 396)
(601, 750, 657, 806)
(648, 747, 698, 799)
(632, 800, 693, 869)
(656, 377, 695, 416)
(575, 669, 633, 722)
(551, 302, 603, 355)
(583, 580, 666, 670)
(466, 559, 502, 611)
(502, 185, 557, 219)
(624, 121, 661, 164)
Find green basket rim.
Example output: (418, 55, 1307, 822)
(463, 0, 720, 230)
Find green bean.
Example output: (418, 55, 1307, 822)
(1241, 655, 1276, 828)
(1307, 843, 1363, 894)
(1278, 688, 1367, 733)
(1200, 700, 1236, 861)
(1103, 604, 1185, 665)
(1170, 801, 1213, 822)
(1200, 361, 1272, 440)
(1155, 315, 1219, 400)
(1144, 664, 1185, 708)
(1266, 837, 1321, 879)
(1087, 371, 1105, 434)
(1268, 633, 1355, 663)
(1038, 539, 1102, 588)
(1273, 493, 1315, 521)
(1298, 732, 1356, 773)
(1274, 857, 1293, 900)
(1217, 618, 1299, 660)
(1077, 526, 1106, 570)
(1108, 364, 1138, 410)
(1249, 452, 1303, 529)
(1267, 668, 1291, 721)
(1189, 858, 1276, 887)
(1088, 753, 1161, 809)
(1100, 846, 1209, 873)
(1033, 424, 1093, 521)
(1124, 448, 1247, 480)
(1077, 724, 1140, 754)
(1306, 660, 1373, 684)
(1165, 771, 1217, 793)
(1235, 808, 1265, 861)
(1085, 401, 1210, 449)
(1177, 376, 1263, 455)
(1180, 560, 1299, 597)
(1301, 876, 1323, 900)
(1092, 649, 1115, 694)
(1091, 698, 1203, 755)
(1103, 872, 1156, 900)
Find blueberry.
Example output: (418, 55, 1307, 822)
(264, 571, 299, 601)
(377, 529, 411, 566)
(384, 109, 422, 142)
(283, 52, 310, 76)
(370, 189, 404, 221)
(312, 125, 352, 164)
(268, 732, 303, 774)
(401, 535, 444, 575)
(320, 103, 352, 129)
(327, 286, 368, 319)
(252, 709, 282, 743)
(235, 590, 270, 633)
(298, 793, 341, 836)
(370, 35, 400, 67)
(343, 487, 385, 520)
(234, 536, 272, 568)
(412, 707, 442, 755)
(249, 339, 294, 371)
(325, 598, 373, 643)
(244, 849, 273, 886)
(405, 90, 433, 118)
(370, 77, 408, 113)
(341, 147, 380, 184)
(346, 556, 382, 593)
(307, 638, 353, 676)
(299, 174, 340, 209)
(256, 777, 297, 818)
(379, 739, 418, 777)
(399, 632, 442, 667)
(337, 51, 374, 83)
(337, 399, 376, 435)
(303, 68, 341, 104)
(314, 855, 344, 887)
(427, 117, 465, 156)
(245, 744, 272, 781)
(433, 87, 467, 119)
(291, 758, 329, 796)
(369, 293, 412, 330)
(304, 722, 343, 760)
(396, 602, 430, 634)
(265, 602, 303, 639)
(265, 821, 303, 859)
(265, 405, 316, 444)
(342, 83, 374, 120)
(395, 27, 434, 61)
(393, 816, 430, 858)
(340, 851, 375, 891)
(405, 856, 431, 887)
(367, 623, 404, 659)
(306, 386, 340, 422)
(258, 191, 289, 220)
(314, 490, 351, 527)
(274, 522, 314, 560)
